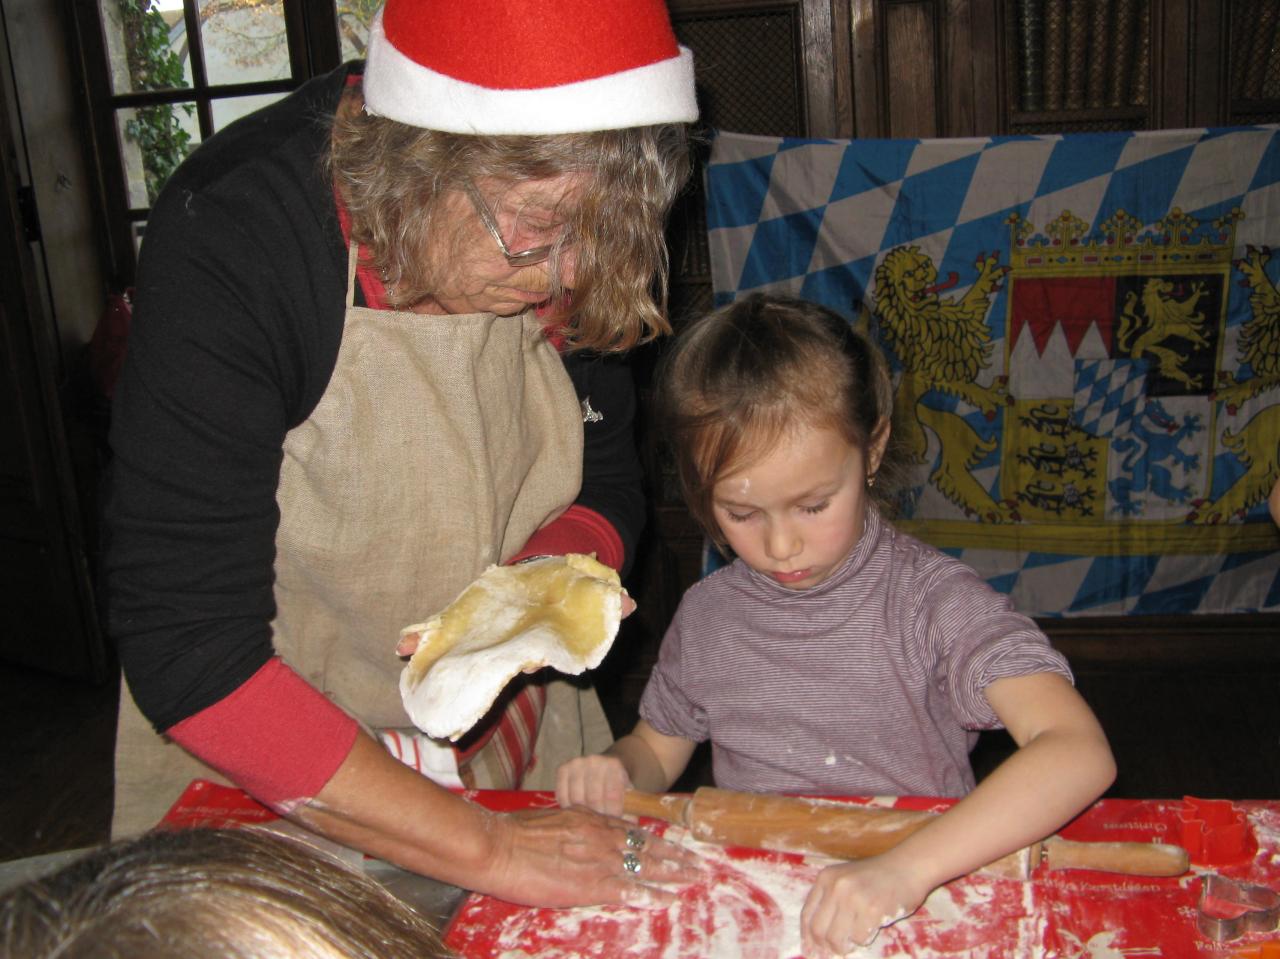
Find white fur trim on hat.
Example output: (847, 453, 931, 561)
(363, 11, 697, 134)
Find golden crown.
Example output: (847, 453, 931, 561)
(1006, 207, 1242, 274)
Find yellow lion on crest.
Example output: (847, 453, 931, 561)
(873, 245, 1017, 522)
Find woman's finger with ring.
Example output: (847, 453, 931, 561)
(625, 828, 647, 850)
(622, 851, 642, 876)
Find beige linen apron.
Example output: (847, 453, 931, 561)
(112, 245, 613, 837)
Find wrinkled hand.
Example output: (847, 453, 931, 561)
(555, 754, 633, 816)
(478, 805, 699, 908)
(800, 854, 930, 957)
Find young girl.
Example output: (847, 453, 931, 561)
(557, 293, 1116, 957)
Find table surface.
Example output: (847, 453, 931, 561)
(445, 790, 1280, 959)
(157, 782, 1280, 958)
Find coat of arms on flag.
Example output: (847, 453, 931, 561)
(704, 127, 1280, 616)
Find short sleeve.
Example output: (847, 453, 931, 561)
(637, 601, 710, 742)
(923, 567, 1074, 730)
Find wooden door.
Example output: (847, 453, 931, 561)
(0, 22, 104, 681)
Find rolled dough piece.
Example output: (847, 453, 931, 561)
(398, 553, 626, 740)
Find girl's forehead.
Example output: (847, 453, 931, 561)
(714, 412, 849, 466)
(714, 423, 859, 492)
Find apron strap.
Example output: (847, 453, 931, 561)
(345, 243, 359, 309)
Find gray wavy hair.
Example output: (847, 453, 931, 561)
(330, 88, 693, 352)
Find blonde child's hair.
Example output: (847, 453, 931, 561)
(0, 827, 454, 959)
(656, 292, 898, 549)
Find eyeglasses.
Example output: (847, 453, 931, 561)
(462, 179, 558, 268)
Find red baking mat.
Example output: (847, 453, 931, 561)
(159, 779, 279, 828)
(155, 784, 1280, 957)
(444, 794, 1280, 959)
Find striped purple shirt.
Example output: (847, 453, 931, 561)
(639, 507, 1072, 798)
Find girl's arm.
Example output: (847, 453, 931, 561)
(613, 720, 700, 792)
(801, 672, 1115, 956)
(556, 719, 697, 815)
(884, 671, 1114, 887)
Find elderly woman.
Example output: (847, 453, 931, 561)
(105, 0, 697, 906)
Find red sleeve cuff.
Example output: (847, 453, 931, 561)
(507, 504, 624, 571)
(168, 658, 359, 811)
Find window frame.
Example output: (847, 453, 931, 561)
(67, 0, 346, 285)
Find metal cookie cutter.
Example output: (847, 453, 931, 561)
(1197, 874, 1280, 941)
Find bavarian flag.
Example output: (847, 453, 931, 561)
(704, 127, 1280, 616)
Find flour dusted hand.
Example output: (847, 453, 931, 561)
(398, 554, 626, 740)
(800, 853, 928, 957)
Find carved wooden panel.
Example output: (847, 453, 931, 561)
(1226, 0, 1280, 123)
(1005, 0, 1155, 132)
(884, 1, 939, 136)
(994, 0, 1274, 134)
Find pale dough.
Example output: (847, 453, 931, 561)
(398, 554, 625, 740)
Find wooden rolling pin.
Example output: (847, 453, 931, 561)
(624, 787, 1189, 880)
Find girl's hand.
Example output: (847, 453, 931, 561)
(799, 854, 931, 957)
(556, 753, 633, 816)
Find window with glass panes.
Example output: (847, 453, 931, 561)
(76, 0, 378, 280)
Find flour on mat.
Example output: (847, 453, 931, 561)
(1251, 806, 1280, 866)
(459, 805, 1267, 958)
(479, 829, 1039, 959)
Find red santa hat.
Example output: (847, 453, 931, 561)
(363, 0, 698, 134)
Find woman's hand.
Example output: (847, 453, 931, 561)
(556, 753, 633, 816)
(479, 805, 700, 908)
(297, 735, 698, 909)
(800, 852, 930, 957)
